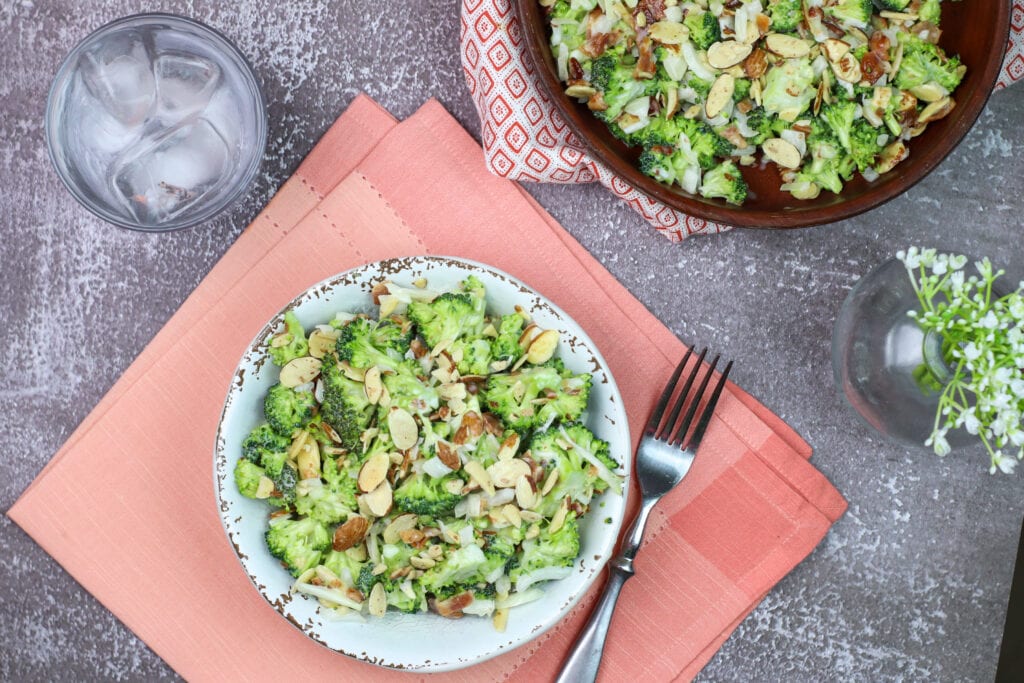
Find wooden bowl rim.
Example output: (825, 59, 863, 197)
(513, 1, 1011, 230)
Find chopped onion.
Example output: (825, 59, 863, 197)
(499, 586, 550, 607)
(486, 488, 516, 508)
(294, 381, 314, 394)
(678, 86, 699, 104)
(681, 165, 701, 195)
(462, 599, 496, 616)
(624, 96, 650, 118)
(331, 311, 357, 326)
(559, 426, 622, 494)
(811, 55, 829, 77)
(681, 40, 716, 82)
(458, 524, 476, 547)
(294, 583, 363, 610)
(485, 564, 506, 583)
(592, 13, 616, 35)
(861, 167, 880, 182)
(733, 7, 748, 44)
(662, 50, 688, 81)
(557, 43, 569, 82)
(314, 378, 324, 403)
(876, 133, 889, 147)
(453, 498, 469, 518)
(422, 456, 454, 479)
(495, 575, 512, 599)
(780, 129, 807, 158)
(664, 5, 683, 22)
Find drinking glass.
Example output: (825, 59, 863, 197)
(45, 13, 267, 231)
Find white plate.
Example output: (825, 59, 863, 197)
(214, 255, 630, 672)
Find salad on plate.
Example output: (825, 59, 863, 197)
(233, 275, 623, 631)
(544, 0, 966, 204)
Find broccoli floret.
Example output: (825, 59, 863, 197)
(590, 47, 648, 122)
(793, 135, 855, 196)
(393, 473, 463, 516)
(820, 101, 858, 153)
(420, 543, 489, 593)
(874, 0, 911, 10)
(322, 549, 367, 588)
(321, 455, 359, 508)
(356, 563, 380, 596)
(480, 534, 517, 582)
(762, 58, 816, 122)
(270, 463, 299, 507)
(686, 73, 713, 100)
(265, 516, 331, 576)
(509, 515, 581, 585)
(548, 0, 592, 53)
(241, 423, 290, 478)
(766, 0, 802, 32)
(684, 10, 720, 50)
(639, 147, 678, 184)
(744, 108, 783, 146)
(408, 292, 486, 350)
(639, 115, 683, 148)
(381, 361, 440, 416)
(264, 383, 316, 436)
(451, 338, 493, 376)
(530, 424, 620, 515)
(370, 318, 414, 355)
(732, 78, 751, 102)
(234, 458, 266, 499)
(335, 318, 407, 372)
(490, 314, 526, 366)
(319, 354, 374, 451)
(679, 118, 732, 170)
(824, 0, 872, 28)
(894, 35, 963, 92)
(849, 119, 884, 172)
(268, 311, 309, 366)
(485, 364, 592, 430)
(918, 0, 942, 24)
(699, 160, 748, 205)
(295, 483, 355, 525)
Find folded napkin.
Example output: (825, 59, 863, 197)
(460, 0, 1024, 241)
(9, 94, 846, 681)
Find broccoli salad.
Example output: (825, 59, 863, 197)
(233, 275, 623, 630)
(545, 0, 965, 204)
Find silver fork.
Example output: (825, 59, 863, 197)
(555, 347, 733, 683)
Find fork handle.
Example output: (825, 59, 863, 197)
(555, 498, 657, 683)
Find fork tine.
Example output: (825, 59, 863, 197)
(668, 354, 720, 446)
(681, 360, 733, 450)
(644, 347, 692, 436)
(657, 347, 708, 440)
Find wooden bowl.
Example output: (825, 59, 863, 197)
(514, 2, 1011, 229)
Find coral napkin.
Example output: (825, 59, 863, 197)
(8, 94, 846, 681)
(460, 0, 1024, 241)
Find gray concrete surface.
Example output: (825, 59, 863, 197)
(1, 1, 1022, 680)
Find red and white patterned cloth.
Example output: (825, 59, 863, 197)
(460, 0, 1024, 241)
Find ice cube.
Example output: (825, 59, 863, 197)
(112, 118, 232, 224)
(79, 32, 155, 126)
(154, 51, 221, 121)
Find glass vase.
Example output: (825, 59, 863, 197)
(831, 257, 974, 450)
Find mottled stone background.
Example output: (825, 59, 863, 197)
(1, 1, 1022, 680)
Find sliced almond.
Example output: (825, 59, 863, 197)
(452, 411, 484, 445)
(399, 528, 425, 545)
(831, 53, 862, 83)
(487, 458, 532, 489)
(493, 607, 509, 632)
(362, 479, 393, 517)
(525, 329, 560, 364)
(383, 513, 418, 544)
(515, 476, 536, 509)
(368, 582, 387, 617)
(520, 509, 543, 523)
(437, 382, 467, 400)
(707, 40, 753, 69)
(341, 361, 365, 382)
(821, 38, 850, 62)
(917, 97, 954, 125)
(409, 555, 435, 569)
(518, 323, 540, 349)
(502, 504, 522, 528)
(525, 523, 541, 540)
(875, 140, 909, 174)
(909, 82, 947, 103)
(387, 408, 419, 451)
(297, 440, 321, 480)
(279, 356, 322, 388)
(540, 468, 559, 497)
(464, 461, 495, 496)
(363, 366, 383, 405)
(705, 73, 734, 119)
(358, 451, 391, 493)
(436, 441, 461, 470)
(879, 10, 917, 22)
(648, 20, 688, 45)
(443, 477, 464, 495)
(378, 294, 400, 320)
(549, 501, 569, 534)
(333, 516, 370, 551)
(307, 328, 339, 359)
(762, 138, 802, 169)
(765, 33, 810, 59)
(497, 433, 520, 462)
(565, 84, 597, 99)
(255, 476, 276, 499)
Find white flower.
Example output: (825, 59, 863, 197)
(956, 408, 981, 435)
(932, 257, 948, 276)
(991, 452, 1017, 475)
(925, 429, 951, 457)
(949, 254, 968, 270)
(899, 247, 922, 269)
(962, 342, 982, 362)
